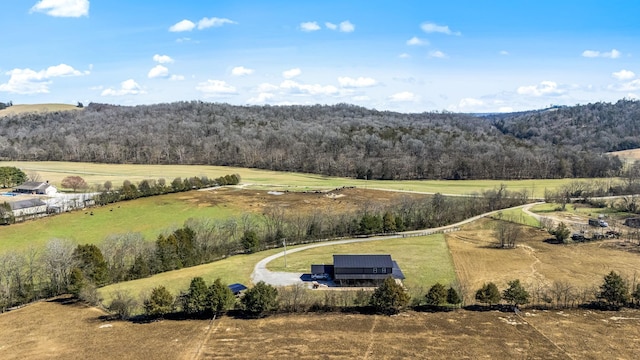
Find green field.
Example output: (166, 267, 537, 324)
(98, 234, 457, 304)
(490, 208, 540, 227)
(0, 192, 238, 253)
(267, 234, 457, 292)
(1, 161, 593, 198)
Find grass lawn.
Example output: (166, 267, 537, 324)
(98, 247, 284, 304)
(267, 234, 457, 293)
(490, 208, 540, 227)
(0, 192, 239, 253)
(1, 161, 595, 198)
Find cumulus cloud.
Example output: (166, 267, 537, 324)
(231, 66, 254, 76)
(406, 36, 428, 46)
(280, 80, 338, 95)
(0, 64, 87, 94)
(612, 69, 635, 81)
(282, 68, 302, 79)
(169, 75, 185, 81)
(169, 19, 196, 32)
(256, 83, 279, 92)
(30, 0, 89, 17)
(325, 22, 337, 30)
(398, 53, 411, 59)
(582, 49, 621, 59)
(389, 91, 417, 102)
(300, 21, 321, 32)
(153, 54, 174, 64)
(429, 50, 447, 59)
(248, 92, 275, 104)
(609, 79, 640, 92)
(101, 79, 145, 96)
(421, 22, 461, 36)
(196, 79, 237, 97)
(147, 65, 169, 79)
(339, 21, 355, 33)
(170, 17, 236, 32)
(517, 81, 565, 97)
(500, 50, 509, 56)
(338, 76, 377, 88)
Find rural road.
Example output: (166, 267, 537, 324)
(250, 202, 545, 286)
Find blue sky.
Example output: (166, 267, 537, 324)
(1, 0, 639, 113)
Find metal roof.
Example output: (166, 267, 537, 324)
(333, 254, 393, 268)
(228, 283, 247, 294)
(9, 199, 46, 210)
(14, 182, 50, 191)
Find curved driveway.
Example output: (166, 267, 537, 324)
(250, 202, 545, 286)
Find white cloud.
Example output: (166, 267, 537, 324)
(282, 68, 302, 79)
(500, 50, 509, 56)
(627, 93, 639, 100)
(352, 95, 370, 101)
(612, 69, 635, 80)
(101, 79, 145, 96)
(339, 21, 355, 33)
(196, 80, 237, 96)
(248, 92, 275, 103)
(429, 50, 447, 59)
(610, 79, 640, 92)
(398, 53, 411, 59)
(338, 76, 377, 88)
(458, 97, 485, 108)
(169, 75, 185, 81)
(280, 80, 338, 95)
(30, 0, 89, 17)
(325, 22, 337, 30)
(517, 81, 565, 97)
(198, 17, 236, 30)
(406, 36, 428, 46)
(0, 64, 87, 94)
(231, 66, 254, 76)
(421, 22, 461, 36)
(153, 54, 174, 64)
(582, 49, 621, 59)
(256, 83, 279, 92)
(176, 37, 192, 43)
(389, 91, 417, 102)
(300, 21, 321, 32)
(169, 19, 196, 32)
(147, 65, 169, 79)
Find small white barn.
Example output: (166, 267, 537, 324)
(14, 181, 57, 196)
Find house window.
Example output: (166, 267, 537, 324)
(382, 267, 386, 273)
(373, 268, 377, 273)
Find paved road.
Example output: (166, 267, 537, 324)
(250, 202, 545, 287)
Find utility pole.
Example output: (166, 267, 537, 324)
(283, 238, 287, 268)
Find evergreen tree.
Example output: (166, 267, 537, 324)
(475, 282, 501, 306)
(208, 278, 236, 314)
(144, 286, 175, 317)
(241, 281, 278, 317)
(425, 282, 447, 306)
(502, 279, 530, 307)
(369, 276, 410, 315)
(446, 287, 462, 307)
(73, 244, 109, 286)
(181, 277, 209, 315)
(598, 271, 629, 307)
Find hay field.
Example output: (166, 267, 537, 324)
(3, 299, 640, 359)
(1, 160, 584, 197)
(447, 218, 640, 302)
(0, 103, 80, 117)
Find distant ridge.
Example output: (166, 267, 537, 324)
(0, 103, 81, 117)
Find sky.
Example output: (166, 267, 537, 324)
(1, 0, 639, 113)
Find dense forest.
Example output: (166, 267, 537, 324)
(1, 100, 636, 180)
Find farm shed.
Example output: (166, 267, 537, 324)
(14, 181, 57, 196)
(8, 198, 47, 222)
(331, 254, 404, 286)
(228, 283, 248, 296)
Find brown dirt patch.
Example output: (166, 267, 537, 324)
(448, 219, 640, 303)
(190, 187, 429, 215)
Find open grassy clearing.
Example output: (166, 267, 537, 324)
(490, 207, 540, 227)
(609, 148, 640, 163)
(447, 218, 640, 303)
(4, 299, 640, 360)
(0, 191, 240, 253)
(0, 103, 81, 117)
(98, 247, 287, 304)
(267, 234, 457, 292)
(1, 160, 590, 197)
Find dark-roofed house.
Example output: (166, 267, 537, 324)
(14, 181, 57, 196)
(322, 254, 405, 286)
(8, 198, 47, 222)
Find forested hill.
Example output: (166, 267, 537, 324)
(0, 100, 632, 180)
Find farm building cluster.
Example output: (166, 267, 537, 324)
(311, 254, 405, 287)
(1, 181, 95, 224)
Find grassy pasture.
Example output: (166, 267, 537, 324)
(0, 103, 81, 117)
(0, 192, 239, 253)
(1, 160, 589, 197)
(267, 234, 457, 292)
(3, 299, 640, 359)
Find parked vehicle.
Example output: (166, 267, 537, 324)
(588, 218, 608, 227)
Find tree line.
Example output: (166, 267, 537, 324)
(0, 188, 529, 311)
(109, 269, 640, 320)
(0, 101, 628, 180)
